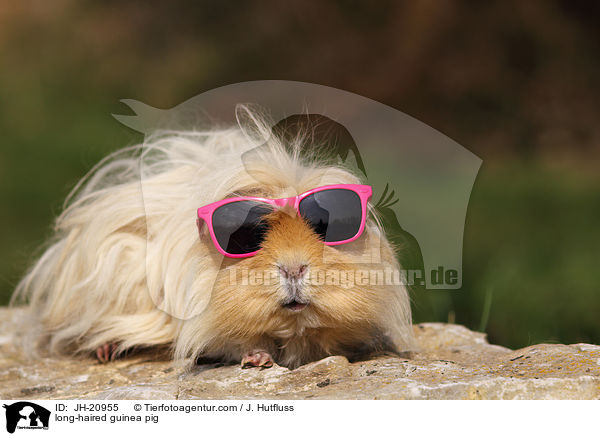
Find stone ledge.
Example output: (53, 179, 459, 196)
(1, 308, 599, 399)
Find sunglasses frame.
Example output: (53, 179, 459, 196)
(197, 184, 373, 258)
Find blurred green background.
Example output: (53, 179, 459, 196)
(1, 0, 598, 349)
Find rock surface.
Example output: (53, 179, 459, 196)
(1, 307, 599, 399)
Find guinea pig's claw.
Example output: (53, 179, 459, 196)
(95, 343, 118, 363)
(241, 350, 274, 369)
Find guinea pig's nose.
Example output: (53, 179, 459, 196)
(278, 263, 308, 280)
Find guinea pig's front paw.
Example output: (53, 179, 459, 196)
(95, 343, 118, 363)
(241, 350, 274, 369)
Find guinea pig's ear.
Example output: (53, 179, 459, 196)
(196, 218, 208, 239)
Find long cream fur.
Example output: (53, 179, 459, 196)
(12, 109, 413, 369)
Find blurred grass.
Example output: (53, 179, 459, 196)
(0, 95, 142, 306)
(407, 162, 600, 349)
(462, 163, 600, 347)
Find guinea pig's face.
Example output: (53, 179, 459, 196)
(208, 182, 398, 340)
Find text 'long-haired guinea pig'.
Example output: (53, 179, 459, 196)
(12, 108, 414, 370)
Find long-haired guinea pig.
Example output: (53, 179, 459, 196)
(12, 112, 413, 370)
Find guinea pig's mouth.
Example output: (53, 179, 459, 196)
(282, 300, 308, 312)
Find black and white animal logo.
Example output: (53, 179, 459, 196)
(3, 402, 50, 433)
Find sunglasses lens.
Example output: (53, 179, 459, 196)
(212, 201, 273, 255)
(298, 189, 363, 243)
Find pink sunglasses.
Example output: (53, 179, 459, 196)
(197, 184, 372, 258)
